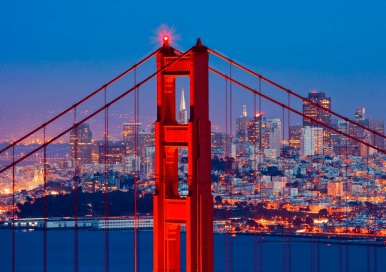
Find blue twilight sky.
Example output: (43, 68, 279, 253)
(1, 0, 385, 142)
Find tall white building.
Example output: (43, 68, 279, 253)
(144, 147, 155, 177)
(264, 118, 281, 157)
(300, 126, 323, 156)
(178, 88, 188, 125)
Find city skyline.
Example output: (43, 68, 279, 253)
(1, 2, 386, 271)
(1, 1, 386, 142)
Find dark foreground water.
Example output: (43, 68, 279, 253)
(0, 229, 384, 272)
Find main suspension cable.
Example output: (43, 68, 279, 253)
(0, 49, 160, 156)
(0, 48, 193, 175)
(208, 67, 386, 156)
(207, 49, 386, 144)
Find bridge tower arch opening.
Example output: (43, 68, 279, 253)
(153, 38, 213, 272)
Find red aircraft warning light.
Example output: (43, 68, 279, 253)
(163, 35, 169, 46)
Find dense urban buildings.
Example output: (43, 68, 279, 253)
(2, 91, 386, 243)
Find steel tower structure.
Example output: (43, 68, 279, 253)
(153, 37, 213, 272)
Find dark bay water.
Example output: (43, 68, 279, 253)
(0, 229, 384, 272)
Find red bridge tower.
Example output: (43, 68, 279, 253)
(153, 38, 213, 272)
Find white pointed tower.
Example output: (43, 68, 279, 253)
(178, 88, 188, 124)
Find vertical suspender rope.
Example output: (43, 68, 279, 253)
(43, 127, 47, 272)
(259, 78, 262, 272)
(225, 78, 229, 272)
(310, 116, 314, 272)
(373, 134, 377, 272)
(287, 93, 291, 272)
(282, 107, 286, 272)
(229, 63, 233, 272)
(12, 146, 15, 272)
(74, 107, 79, 272)
(134, 68, 138, 272)
(345, 121, 349, 272)
(104, 88, 109, 272)
(254, 89, 257, 272)
(366, 141, 370, 272)
(339, 135, 342, 272)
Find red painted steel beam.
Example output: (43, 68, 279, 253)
(0, 48, 160, 156)
(0, 48, 193, 174)
(209, 67, 386, 155)
(208, 49, 386, 143)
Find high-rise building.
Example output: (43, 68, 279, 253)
(264, 117, 282, 157)
(144, 147, 156, 177)
(70, 123, 93, 165)
(97, 141, 128, 165)
(300, 126, 323, 156)
(178, 88, 188, 125)
(369, 120, 385, 151)
(303, 91, 331, 146)
(236, 105, 251, 155)
(247, 113, 263, 145)
(355, 107, 365, 121)
(123, 122, 141, 142)
(289, 125, 302, 150)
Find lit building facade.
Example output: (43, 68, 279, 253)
(70, 123, 93, 165)
(300, 126, 323, 156)
(303, 92, 331, 146)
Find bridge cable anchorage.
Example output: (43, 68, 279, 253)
(104, 87, 109, 272)
(225, 77, 229, 272)
(43, 127, 47, 272)
(0, 48, 193, 175)
(229, 62, 233, 272)
(207, 67, 386, 156)
(0, 48, 160, 156)
(74, 107, 79, 272)
(12, 146, 15, 272)
(207, 49, 386, 144)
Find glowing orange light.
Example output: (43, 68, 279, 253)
(163, 35, 169, 41)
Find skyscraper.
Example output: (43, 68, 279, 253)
(123, 122, 141, 142)
(178, 88, 188, 125)
(236, 105, 251, 155)
(300, 126, 323, 156)
(369, 120, 385, 151)
(289, 125, 302, 150)
(303, 91, 331, 146)
(70, 123, 93, 165)
(264, 117, 282, 157)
